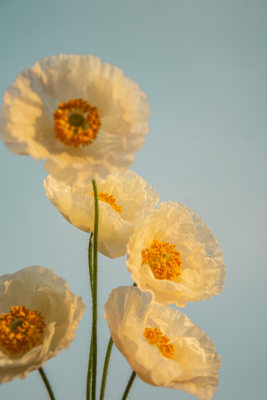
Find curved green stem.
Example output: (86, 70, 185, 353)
(88, 232, 94, 293)
(99, 280, 137, 399)
(86, 181, 99, 400)
(92, 179, 99, 400)
(86, 232, 94, 400)
(38, 367, 56, 400)
(121, 371, 136, 400)
(99, 337, 113, 400)
(87, 327, 94, 400)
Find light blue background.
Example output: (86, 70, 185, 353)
(0, 0, 266, 399)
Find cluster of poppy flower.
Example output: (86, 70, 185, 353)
(0, 54, 225, 400)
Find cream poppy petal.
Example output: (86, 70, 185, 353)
(105, 286, 221, 400)
(126, 201, 225, 307)
(0, 54, 150, 183)
(0, 266, 85, 384)
(44, 169, 159, 258)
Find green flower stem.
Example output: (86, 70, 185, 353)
(92, 179, 99, 400)
(38, 367, 56, 400)
(88, 232, 94, 293)
(99, 283, 136, 399)
(86, 232, 94, 400)
(99, 337, 114, 400)
(121, 371, 136, 400)
(87, 327, 94, 400)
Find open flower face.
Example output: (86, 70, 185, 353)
(0, 266, 85, 383)
(126, 202, 225, 307)
(0, 54, 150, 183)
(105, 286, 221, 400)
(44, 169, 159, 258)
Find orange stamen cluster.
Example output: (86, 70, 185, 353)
(54, 98, 101, 147)
(142, 240, 182, 280)
(144, 327, 174, 359)
(91, 192, 122, 214)
(0, 305, 46, 357)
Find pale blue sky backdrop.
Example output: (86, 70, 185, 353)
(0, 0, 266, 399)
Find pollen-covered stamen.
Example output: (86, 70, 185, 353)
(142, 240, 182, 280)
(54, 98, 101, 147)
(91, 192, 122, 214)
(144, 327, 166, 344)
(144, 327, 174, 359)
(0, 305, 46, 358)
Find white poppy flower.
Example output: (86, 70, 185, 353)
(105, 286, 221, 400)
(126, 202, 225, 307)
(0, 54, 150, 183)
(44, 169, 159, 258)
(0, 266, 85, 384)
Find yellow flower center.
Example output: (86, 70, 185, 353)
(144, 327, 174, 359)
(54, 99, 101, 147)
(141, 240, 182, 280)
(91, 192, 122, 214)
(0, 305, 46, 358)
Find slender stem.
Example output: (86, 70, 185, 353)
(99, 337, 113, 400)
(88, 232, 94, 294)
(98, 271, 137, 399)
(86, 231, 94, 400)
(121, 371, 136, 400)
(38, 367, 56, 400)
(120, 283, 137, 400)
(92, 179, 99, 400)
(87, 326, 94, 400)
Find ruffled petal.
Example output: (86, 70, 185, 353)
(44, 170, 159, 258)
(0, 54, 150, 183)
(0, 266, 85, 383)
(126, 202, 225, 307)
(105, 286, 221, 400)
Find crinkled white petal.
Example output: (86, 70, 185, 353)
(126, 201, 225, 307)
(105, 286, 221, 400)
(44, 169, 159, 258)
(0, 266, 85, 384)
(0, 54, 150, 183)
